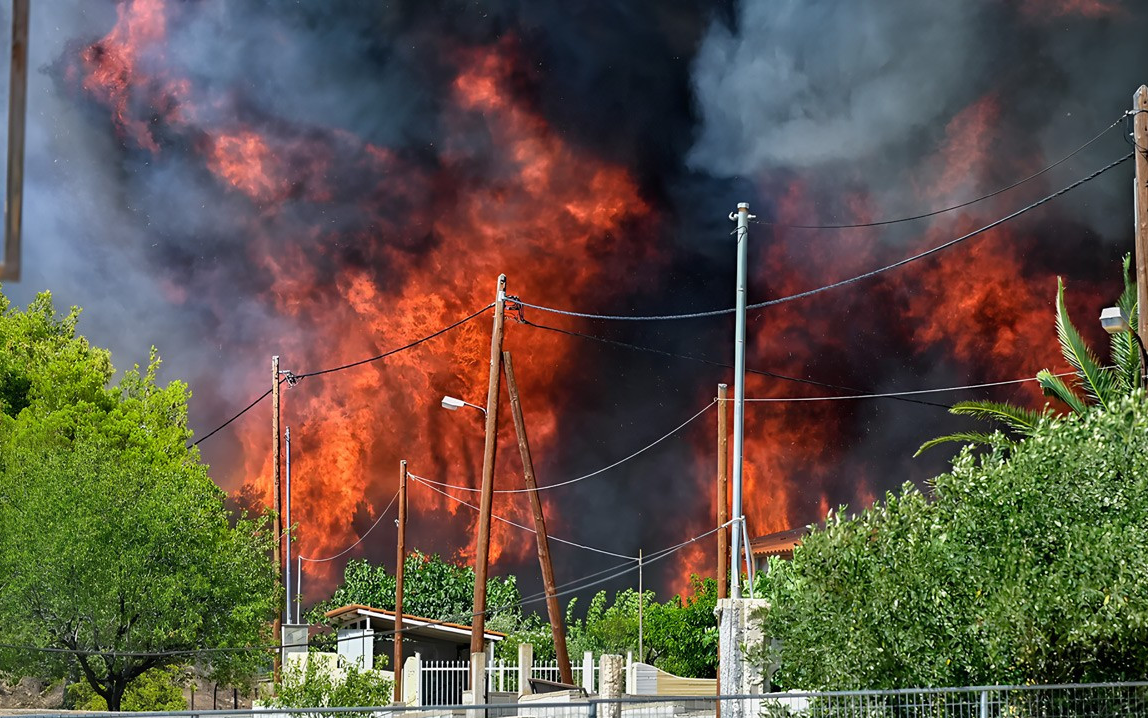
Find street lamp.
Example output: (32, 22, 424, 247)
(441, 395, 487, 416)
(1100, 306, 1148, 386)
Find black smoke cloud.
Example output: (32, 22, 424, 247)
(5, 0, 1148, 603)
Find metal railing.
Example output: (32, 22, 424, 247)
(22, 682, 1146, 718)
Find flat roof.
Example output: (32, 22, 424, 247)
(325, 604, 506, 643)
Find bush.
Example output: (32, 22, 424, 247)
(271, 655, 393, 715)
(68, 665, 187, 712)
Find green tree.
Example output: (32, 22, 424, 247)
(68, 665, 188, 712)
(0, 291, 278, 710)
(270, 656, 392, 718)
(308, 551, 524, 645)
(758, 394, 1148, 689)
(920, 259, 1141, 453)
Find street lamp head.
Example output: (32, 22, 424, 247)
(1100, 306, 1131, 335)
(441, 395, 466, 411)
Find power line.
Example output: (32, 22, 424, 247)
(514, 152, 1133, 322)
(738, 372, 1076, 403)
(521, 319, 952, 410)
(299, 490, 400, 563)
(297, 303, 494, 378)
(414, 400, 717, 495)
(408, 473, 637, 560)
(188, 304, 493, 448)
(0, 518, 728, 658)
(750, 114, 1125, 230)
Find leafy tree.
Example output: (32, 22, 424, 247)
(308, 552, 524, 646)
(270, 656, 392, 717)
(758, 394, 1148, 689)
(68, 665, 188, 712)
(920, 259, 1141, 453)
(0, 291, 277, 710)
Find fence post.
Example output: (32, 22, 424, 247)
(518, 643, 533, 696)
(980, 690, 988, 718)
(599, 654, 624, 718)
(582, 651, 595, 694)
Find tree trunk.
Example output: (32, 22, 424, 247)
(106, 679, 126, 712)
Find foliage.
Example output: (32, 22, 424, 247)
(563, 577, 720, 679)
(0, 291, 278, 711)
(757, 394, 1148, 689)
(920, 260, 1140, 454)
(270, 656, 392, 717)
(307, 551, 524, 650)
(68, 665, 188, 712)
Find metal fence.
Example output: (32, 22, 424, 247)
(15, 682, 1148, 718)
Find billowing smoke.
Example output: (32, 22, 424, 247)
(5, 0, 1147, 604)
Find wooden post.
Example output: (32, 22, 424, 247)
(472, 275, 507, 655)
(1, 0, 28, 280)
(1134, 86, 1148, 340)
(717, 383, 729, 600)
(502, 351, 574, 685)
(395, 460, 407, 703)
(271, 355, 282, 680)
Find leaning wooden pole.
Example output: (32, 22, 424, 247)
(503, 351, 574, 685)
(1134, 86, 1148, 340)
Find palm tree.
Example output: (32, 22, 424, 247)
(917, 254, 1141, 455)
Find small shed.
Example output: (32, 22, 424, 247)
(325, 604, 506, 669)
(748, 526, 808, 562)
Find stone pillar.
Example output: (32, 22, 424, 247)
(599, 654, 624, 718)
(518, 643, 534, 696)
(469, 651, 488, 706)
(581, 651, 595, 694)
(403, 653, 421, 706)
(715, 599, 769, 718)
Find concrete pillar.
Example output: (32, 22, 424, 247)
(715, 598, 769, 718)
(581, 651, 595, 694)
(599, 654, 624, 718)
(518, 643, 534, 695)
(403, 653, 422, 706)
(469, 651, 488, 706)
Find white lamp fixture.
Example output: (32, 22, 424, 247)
(441, 395, 466, 411)
(1100, 306, 1131, 335)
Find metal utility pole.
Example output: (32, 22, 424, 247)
(271, 355, 282, 679)
(638, 549, 644, 663)
(1134, 86, 1148, 340)
(502, 351, 573, 684)
(717, 383, 729, 599)
(1, 0, 28, 281)
(395, 460, 408, 703)
(472, 274, 507, 655)
(728, 203, 753, 599)
(285, 426, 292, 625)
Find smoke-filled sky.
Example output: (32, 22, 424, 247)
(6, 0, 1148, 605)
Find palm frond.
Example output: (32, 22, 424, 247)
(1053, 277, 1116, 411)
(1110, 253, 1141, 391)
(948, 400, 1046, 435)
(1036, 369, 1088, 414)
(914, 432, 1008, 457)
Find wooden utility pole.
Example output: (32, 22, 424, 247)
(394, 460, 408, 703)
(271, 355, 282, 680)
(502, 351, 573, 685)
(717, 383, 729, 600)
(1134, 86, 1148, 340)
(471, 274, 507, 655)
(1, 0, 28, 280)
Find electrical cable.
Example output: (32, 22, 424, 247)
(514, 152, 1133, 322)
(188, 385, 278, 449)
(750, 114, 1125, 230)
(187, 304, 493, 449)
(297, 303, 494, 378)
(299, 490, 400, 563)
(413, 400, 717, 495)
(522, 319, 952, 410)
(738, 371, 1076, 403)
(0, 518, 729, 658)
(408, 473, 637, 560)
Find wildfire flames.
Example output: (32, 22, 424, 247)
(66, 0, 1128, 600)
